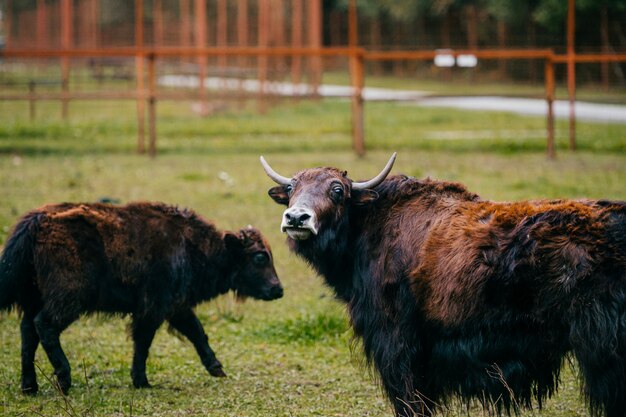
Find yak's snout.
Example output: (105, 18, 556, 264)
(281, 206, 318, 240)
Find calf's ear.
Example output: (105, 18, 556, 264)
(224, 232, 243, 253)
(268, 186, 290, 205)
(351, 189, 379, 206)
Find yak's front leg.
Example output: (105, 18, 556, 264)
(168, 309, 226, 377)
(130, 315, 163, 388)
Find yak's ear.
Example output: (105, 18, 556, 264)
(351, 189, 379, 206)
(224, 231, 243, 253)
(268, 186, 290, 205)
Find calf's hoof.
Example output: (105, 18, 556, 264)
(132, 378, 152, 389)
(55, 378, 71, 395)
(209, 365, 227, 378)
(21, 381, 39, 395)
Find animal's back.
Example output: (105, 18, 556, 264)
(371, 178, 626, 412)
(22, 202, 221, 314)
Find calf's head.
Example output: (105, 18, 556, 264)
(260, 153, 396, 241)
(224, 227, 283, 300)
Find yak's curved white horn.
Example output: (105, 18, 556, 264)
(260, 156, 292, 185)
(352, 152, 397, 190)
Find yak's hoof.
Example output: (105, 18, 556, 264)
(209, 366, 227, 378)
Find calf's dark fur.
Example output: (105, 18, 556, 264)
(0, 202, 283, 394)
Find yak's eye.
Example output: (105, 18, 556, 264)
(330, 184, 344, 203)
(285, 184, 293, 195)
(252, 252, 269, 266)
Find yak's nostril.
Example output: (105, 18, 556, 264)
(285, 211, 310, 226)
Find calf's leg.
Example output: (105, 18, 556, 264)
(168, 309, 226, 377)
(20, 313, 40, 394)
(130, 316, 162, 388)
(33, 311, 75, 394)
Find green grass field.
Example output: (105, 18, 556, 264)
(0, 96, 625, 416)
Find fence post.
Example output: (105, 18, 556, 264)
(148, 53, 157, 157)
(194, 0, 208, 113)
(544, 56, 555, 160)
(257, 0, 269, 113)
(291, 0, 303, 88)
(348, 0, 364, 156)
(567, 0, 576, 150)
(60, 0, 72, 121)
(307, 0, 322, 97)
(350, 50, 365, 156)
(135, 0, 146, 153)
(237, 0, 248, 107)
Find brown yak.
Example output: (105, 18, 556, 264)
(262, 153, 626, 417)
(0, 202, 283, 394)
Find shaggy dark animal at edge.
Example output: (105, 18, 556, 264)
(261, 153, 626, 417)
(0, 202, 283, 394)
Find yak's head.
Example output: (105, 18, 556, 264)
(224, 226, 283, 301)
(260, 153, 397, 242)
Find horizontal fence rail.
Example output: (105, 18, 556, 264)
(2, 46, 626, 157)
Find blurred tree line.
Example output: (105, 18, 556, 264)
(327, 0, 626, 51)
(326, 0, 626, 84)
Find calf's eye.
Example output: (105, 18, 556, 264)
(253, 253, 269, 266)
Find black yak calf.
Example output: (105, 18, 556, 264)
(0, 202, 283, 394)
(261, 153, 626, 417)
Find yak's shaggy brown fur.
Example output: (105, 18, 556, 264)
(267, 166, 626, 417)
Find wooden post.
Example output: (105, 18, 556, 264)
(291, 0, 303, 87)
(272, 0, 286, 73)
(180, 0, 191, 61)
(567, 0, 576, 150)
(348, 0, 364, 156)
(91, 0, 99, 48)
(307, 0, 322, 96)
(258, 0, 269, 113)
(78, 0, 88, 47)
(217, 0, 227, 71)
(237, 0, 248, 106)
(195, 0, 208, 108)
(5, 0, 11, 49)
(350, 52, 365, 157)
(348, 0, 357, 47)
(545, 57, 555, 160)
(136, 0, 146, 153)
(153, 0, 164, 47)
(36, 0, 47, 49)
(60, 0, 72, 120)
(148, 53, 157, 157)
(237, 0, 248, 58)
